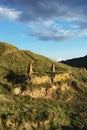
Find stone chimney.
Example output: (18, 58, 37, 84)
(27, 61, 33, 75)
(51, 63, 55, 72)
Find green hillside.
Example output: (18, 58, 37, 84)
(0, 42, 87, 130)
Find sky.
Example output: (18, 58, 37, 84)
(0, 0, 87, 61)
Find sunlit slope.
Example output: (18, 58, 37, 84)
(0, 42, 87, 130)
(0, 42, 70, 76)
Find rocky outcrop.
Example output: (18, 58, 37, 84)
(14, 85, 58, 99)
(13, 83, 75, 100)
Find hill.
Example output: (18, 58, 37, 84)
(0, 42, 87, 130)
(61, 56, 87, 69)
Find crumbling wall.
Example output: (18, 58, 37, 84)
(30, 76, 51, 84)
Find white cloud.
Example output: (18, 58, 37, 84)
(0, 6, 21, 20)
(1, 0, 87, 41)
(57, 57, 66, 61)
(78, 29, 87, 37)
(71, 24, 79, 29)
(29, 28, 77, 41)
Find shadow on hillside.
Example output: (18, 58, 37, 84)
(62, 126, 87, 130)
(5, 70, 27, 84)
(61, 60, 87, 69)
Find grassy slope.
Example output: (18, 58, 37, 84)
(0, 42, 87, 130)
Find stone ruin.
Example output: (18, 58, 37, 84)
(51, 63, 55, 72)
(51, 63, 55, 82)
(27, 61, 33, 80)
(27, 62, 56, 82)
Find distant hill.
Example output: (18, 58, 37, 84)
(0, 42, 87, 130)
(61, 55, 87, 69)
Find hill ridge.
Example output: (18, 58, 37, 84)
(0, 42, 19, 56)
(61, 55, 87, 69)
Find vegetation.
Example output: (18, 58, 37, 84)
(0, 42, 87, 130)
(61, 55, 87, 69)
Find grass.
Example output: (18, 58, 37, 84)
(0, 42, 87, 130)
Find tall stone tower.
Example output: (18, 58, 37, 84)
(51, 63, 55, 72)
(27, 61, 33, 75)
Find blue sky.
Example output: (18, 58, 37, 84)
(0, 0, 87, 60)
